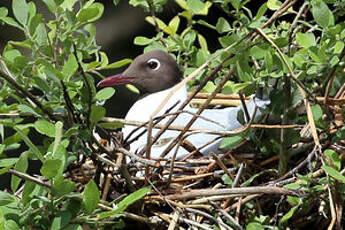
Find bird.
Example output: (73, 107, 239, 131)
(97, 50, 270, 159)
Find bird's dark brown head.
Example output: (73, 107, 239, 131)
(97, 50, 183, 94)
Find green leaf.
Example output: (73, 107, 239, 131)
(104, 59, 132, 69)
(52, 179, 76, 197)
(53, 122, 63, 156)
(51, 211, 72, 230)
(98, 122, 124, 129)
(77, 3, 104, 23)
(40, 159, 62, 179)
(186, 0, 205, 14)
(77, 8, 98, 23)
(34, 120, 55, 137)
(322, 165, 345, 183)
(218, 34, 239, 48)
(126, 84, 140, 94)
(176, 0, 188, 10)
(15, 128, 43, 161)
(5, 219, 20, 230)
(0, 191, 15, 206)
(311, 104, 322, 122)
(283, 183, 301, 190)
(216, 17, 231, 33)
(220, 135, 244, 149)
(145, 16, 167, 31)
(197, 19, 216, 30)
(0, 158, 19, 168)
(311, 0, 331, 28)
(60, 0, 78, 10)
(246, 222, 265, 230)
(296, 32, 316, 48)
(35, 23, 48, 46)
(1, 17, 22, 29)
(197, 34, 208, 53)
(12, 0, 29, 25)
(0, 7, 8, 18)
(255, 3, 267, 20)
(129, 0, 149, 10)
(166, 16, 180, 35)
(90, 105, 106, 123)
(221, 174, 233, 186)
(334, 41, 344, 54)
(99, 186, 151, 219)
(100, 52, 109, 67)
(83, 180, 99, 214)
(265, 51, 273, 72)
(241, 172, 264, 187)
(22, 181, 36, 206)
(201, 81, 215, 93)
(11, 152, 28, 192)
(134, 36, 152, 46)
(324, 149, 341, 170)
(250, 46, 266, 59)
(42, 0, 57, 13)
(267, 0, 282, 10)
(3, 49, 22, 63)
(279, 204, 299, 227)
(95, 87, 115, 101)
(62, 54, 78, 79)
(29, 14, 42, 35)
(86, 61, 101, 70)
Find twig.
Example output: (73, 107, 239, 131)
(261, 0, 298, 30)
(167, 211, 179, 230)
(185, 208, 232, 230)
(287, 2, 308, 39)
(116, 147, 158, 167)
(238, 92, 250, 123)
(328, 186, 336, 230)
(232, 163, 244, 188)
(61, 80, 79, 124)
(190, 93, 251, 100)
(211, 153, 234, 181)
(8, 169, 50, 188)
(73, 46, 92, 128)
(210, 201, 243, 230)
(165, 186, 300, 200)
(101, 173, 112, 200)
(160, 71, 234, 157)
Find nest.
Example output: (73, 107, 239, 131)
(65, 87, 345, 229)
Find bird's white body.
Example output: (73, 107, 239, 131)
(123, 84, 269, 159)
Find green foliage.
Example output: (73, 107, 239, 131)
(0, 0, 150, 229)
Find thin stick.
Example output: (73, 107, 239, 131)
(160, 71, 233, 157)
(165, 186, 300, 200)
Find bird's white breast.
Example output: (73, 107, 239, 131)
(122, 84, 270, 158)
(122, 85, 190, 158)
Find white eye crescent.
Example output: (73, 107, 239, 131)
(147, 58, 160, 71)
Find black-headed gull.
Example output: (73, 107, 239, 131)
(98, 50, 270, 159)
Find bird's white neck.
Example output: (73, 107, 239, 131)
(125, 84, 188, 122)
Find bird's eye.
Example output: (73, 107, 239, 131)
(147, 58, 160, 71)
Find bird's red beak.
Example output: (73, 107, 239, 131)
(97, 74, 134, 88)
